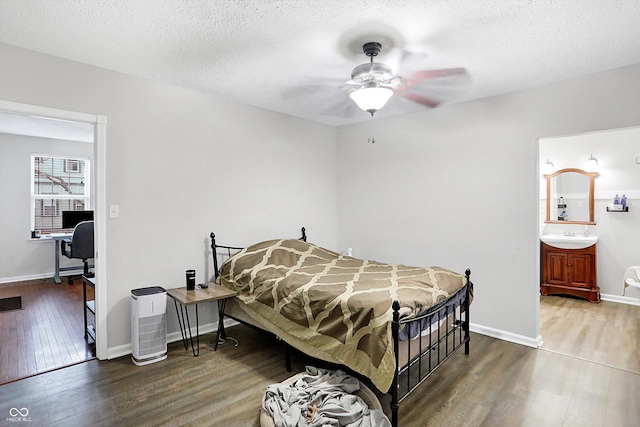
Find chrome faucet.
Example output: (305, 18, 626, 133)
(563, 231, 576, 237)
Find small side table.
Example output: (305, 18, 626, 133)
(166, 284, 237, 356)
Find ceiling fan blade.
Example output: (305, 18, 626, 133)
(406, 67, 469, 82)
(395, 91, 440, 108)
(382, 76, 408, 89)
(318, 99, 362, 118)
(279, 83, 336, 100)
(279, 83, 362, 118)
(393, 66, 472, 107)
(385, 48, 429, 74)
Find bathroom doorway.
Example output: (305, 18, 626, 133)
(538, 127, 640, 374)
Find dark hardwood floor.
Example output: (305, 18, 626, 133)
(1, 315, 639, 426)
(0, 278, 95, 385)
(1, 293, 638, 426)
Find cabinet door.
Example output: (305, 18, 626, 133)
(567, 254, 592, 288)
(546, 252, 567, 285)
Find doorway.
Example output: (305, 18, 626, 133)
(537, 128, 640, 374)
(0, 100, 107, 363)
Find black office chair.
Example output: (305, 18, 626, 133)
(61, 220, 94, 284)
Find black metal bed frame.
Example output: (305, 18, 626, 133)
(209, 228, 471, 427)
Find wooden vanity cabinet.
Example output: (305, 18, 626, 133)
(540, 242, 600, 302)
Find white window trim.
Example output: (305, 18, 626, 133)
(30, 153, 92, 233)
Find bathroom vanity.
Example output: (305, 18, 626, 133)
(540, 237, 600, 303)
(540, 167, 600, 302)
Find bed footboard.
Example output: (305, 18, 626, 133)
(390, 268, 472, 427)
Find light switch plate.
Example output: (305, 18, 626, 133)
(109, 204, 119, 218)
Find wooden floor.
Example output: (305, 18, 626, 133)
(1, 298, 639, 426)
(540, 295, 640, 374)
(0, 278, 95, 384)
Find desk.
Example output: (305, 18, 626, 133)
(166, 284, 237, 356)
(41, 234, 89, 284)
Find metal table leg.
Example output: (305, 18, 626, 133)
(214, 298, 228, 351)
(54, 239, 62, 284)
(173, 300, 199, 356)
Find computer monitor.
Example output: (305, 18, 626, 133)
(62, 210, 94, 229)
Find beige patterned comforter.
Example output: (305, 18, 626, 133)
(216, 239, 468, 392)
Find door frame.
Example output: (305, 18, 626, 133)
(0, 99, 108, 360)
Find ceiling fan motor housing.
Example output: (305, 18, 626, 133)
(351, 42, 394, 83)
(362, 42, 382, 58)
(351, 62, 394, 83)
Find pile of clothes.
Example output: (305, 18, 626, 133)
(262, 366, 391, 427)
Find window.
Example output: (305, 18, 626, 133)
(31, 155, 90, 236)
(41, 199, 60, 217)
(65, 159, 80, 173)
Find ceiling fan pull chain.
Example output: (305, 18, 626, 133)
(368, 116, 375, 143)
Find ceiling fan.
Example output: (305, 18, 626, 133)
(345, 41, 470, 117)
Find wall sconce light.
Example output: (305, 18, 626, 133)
(542, 158, 554, 175)
(586, 154, 598, 171)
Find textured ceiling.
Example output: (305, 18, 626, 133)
(1, 0, 640, 127)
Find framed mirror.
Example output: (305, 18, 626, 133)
(544, 168, 596, 225)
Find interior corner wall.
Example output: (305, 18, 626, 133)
(336, 63, 640, 341)
(0, 42, 338, 352)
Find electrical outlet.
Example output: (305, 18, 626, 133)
(109, 204, 119, 218)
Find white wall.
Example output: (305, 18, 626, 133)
(0, 134, 94, 280)
(540, 126, 640, 299)
(2, 40, 639, 353)
(0, 43, 338, 351)
(337, 63, 640, 342)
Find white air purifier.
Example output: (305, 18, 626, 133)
(131, 286, 167, 366)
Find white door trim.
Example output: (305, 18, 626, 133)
(0, 99, 108, 360)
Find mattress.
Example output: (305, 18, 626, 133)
(216, 238, 468, 392)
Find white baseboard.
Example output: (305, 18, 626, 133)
(100, 298, 640, 361)
(470, 322, 543, 348)
(111, 319, 544, 359)
(600, 292, 640, 306)
(106, 318, 238, 360)
(1, 272, 55, 284)
(112, 320, 543, 359)
(0, 271, 83, 284)
(107, 343, 132, 360)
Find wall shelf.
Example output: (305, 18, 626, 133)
(606, 207, 629, 212)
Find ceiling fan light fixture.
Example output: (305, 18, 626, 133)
(349, 84, 393, 115)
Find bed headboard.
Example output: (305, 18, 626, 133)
(210, 227, 307, 280)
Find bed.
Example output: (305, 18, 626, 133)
(211, 228, 473, 427)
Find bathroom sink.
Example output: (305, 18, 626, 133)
(540, 234, 598, 249)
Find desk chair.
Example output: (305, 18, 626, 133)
(61, 220, 94, 284)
